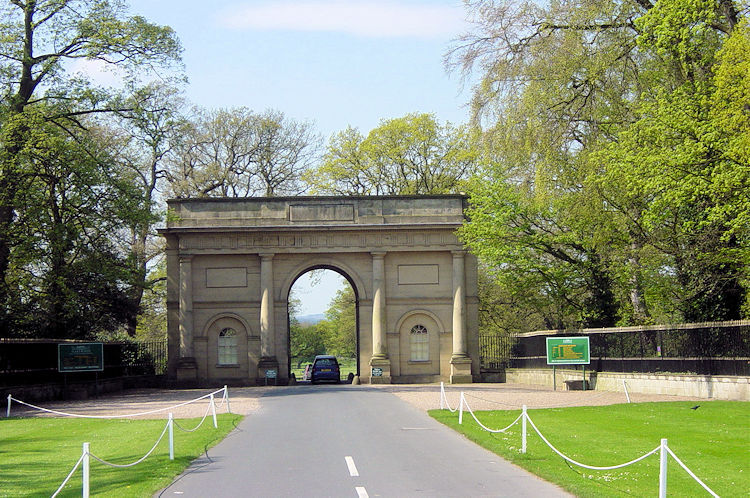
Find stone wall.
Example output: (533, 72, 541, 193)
(505, 368, 749, 401)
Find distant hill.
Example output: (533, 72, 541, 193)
(295, 313, 325, 325)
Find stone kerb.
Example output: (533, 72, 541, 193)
(505, 368, 750, 401)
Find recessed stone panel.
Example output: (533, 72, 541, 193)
(398, 264, 439, 285)
(290, 204, 354, 222)
(206, 268, 248, 288)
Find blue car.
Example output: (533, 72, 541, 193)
(310, 355, 340, 384)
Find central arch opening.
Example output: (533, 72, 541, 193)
(287, 266, 359, 382)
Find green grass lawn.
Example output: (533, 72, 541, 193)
(430, 401, 749, 497)
(0, 413, 243, 497)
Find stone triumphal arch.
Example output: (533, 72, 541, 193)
(161, 195, 479, 385)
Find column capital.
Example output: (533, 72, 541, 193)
(451, 250, 466, 258)
(258, 252, 275, 260)
(371, 251, 387, 259)
(179, 255, 194, 263)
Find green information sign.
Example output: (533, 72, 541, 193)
(58, 343, 104, 372)
(546, 336, 590, 365)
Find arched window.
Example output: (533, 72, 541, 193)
(218, 328, 238, 365)
(410, 324, 429, 361)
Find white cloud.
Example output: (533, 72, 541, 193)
(218, 1, 466, 38)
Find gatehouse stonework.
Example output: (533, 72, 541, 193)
(160, 196, 479, 385)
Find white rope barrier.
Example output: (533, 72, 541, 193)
(524, 413, 661, 470)
(88, 420, 171, 468)
(666, 446, 720, 497)
(48, 394, 230, 496)
(460, 395, 524, 434)
(446, 390, 719, 496)
(214, 385, 229, 408)
(439, 382, 458, 412)
(51, 453, 86, 498)
(172, 401, 213, 433)
(7, 387, 227, 419)
(442, 386, 612, 411)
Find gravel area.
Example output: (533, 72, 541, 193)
(7, 382, 705, 420)
(9, 387, 265, 419)
(382, 382, 705, 412)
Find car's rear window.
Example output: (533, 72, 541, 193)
(314, 358, 337, 367)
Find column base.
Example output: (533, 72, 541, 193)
(369, 358, 391, 384)
(450, 356, 473, 384)
(176, 357, 198, 382)
(258, 357, 280, 385)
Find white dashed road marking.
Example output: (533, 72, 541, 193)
(355, 486, 369, 498)
(345, 456, 360, 477)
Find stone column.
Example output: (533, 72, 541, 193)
(178, 255, 194, 358)
(450, 250, 472, 383)
(371, 252, 388, 359)
(176, 255, 198, 382)
(258, 253, 279, 379)
(451, 250, 468, 359)
(370, 251, 391, 383)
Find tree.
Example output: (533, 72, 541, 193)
(5, 108, 143, 338)
(106, 83, 186, 336)
(0, 0, 181, 335)
(451, 0, 748, 327)
(288, 292, 326, 367)
(168, 108, 320, 198)
(460, 157, 620, 329)
(594, 2, 749, 321)
(317, 286, 357, 358)
(304, 113, 478, 195)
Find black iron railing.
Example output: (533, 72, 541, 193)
(0, 338, 168, 387)
(481, 320, 750, 376)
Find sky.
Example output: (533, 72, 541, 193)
(95, 1, 474, 315)
(122, 0, 474, 140)
(108, 0, 475, 314)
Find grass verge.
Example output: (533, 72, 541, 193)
(0, 413, 243, 497)
(430, 401, 748, 497)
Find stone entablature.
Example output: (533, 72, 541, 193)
(167, 195, 467, 228)
(161, 195, 479, 386)
(174, 230, 462, 253)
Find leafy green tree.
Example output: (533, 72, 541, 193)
(318, 286, 357, 358)
(0, 0, 181, 335)
(305, 113, 478, 195)
(6, 109, 143, 338)
(452, 0, 748, 328)
(594, 2, 749, 321)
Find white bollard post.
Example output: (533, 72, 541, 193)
(6, 394, 11, 417)
(168, 413, 174, 461)
(210, 393, 218, 429)
(522, 405, 527, 454)
(82, 442, 90, 498)
(440, 382, 445, 410)
(623, 379, 631, 403)
(458, 392, 465, 425)
(659, 438, 668, 498)
(224, 385, 232, 414)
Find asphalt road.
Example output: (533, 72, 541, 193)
(157, 385, 569, 498)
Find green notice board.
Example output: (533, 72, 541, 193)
(546, 336, 590, 365)
(58, 343, 104, 372)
